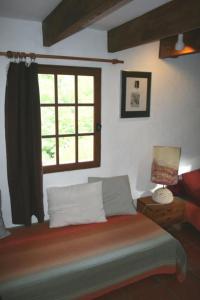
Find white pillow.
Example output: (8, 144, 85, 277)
(47, 182, 107, 228)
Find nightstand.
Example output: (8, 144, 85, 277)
(137, 196, 186, 228)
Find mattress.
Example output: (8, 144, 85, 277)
(0, 214, 186, 300)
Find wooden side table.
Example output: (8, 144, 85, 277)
(137, 196, 185, 228)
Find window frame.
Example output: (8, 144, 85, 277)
(38, 64, 101, 174)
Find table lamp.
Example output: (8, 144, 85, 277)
(151, 146, 181, 204)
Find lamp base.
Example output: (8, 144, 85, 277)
(152, 187, 173, 204)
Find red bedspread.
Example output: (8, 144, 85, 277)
(0, 214, 186, 300)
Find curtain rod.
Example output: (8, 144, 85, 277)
(0, 51, 124, 65)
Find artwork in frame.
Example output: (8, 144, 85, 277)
(121, 71, 152, 118)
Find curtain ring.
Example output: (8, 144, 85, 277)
(14, 53, 18, 63)
(30, 53, 36, 63)
(20, 52, 26, 62)
(6, 51, 13, 59)
(19, 52, 23, 62)
(6, 51, 15, 63)
(17, 52, 21, 63)
(13, 52, 20, 63)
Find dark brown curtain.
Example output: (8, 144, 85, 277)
(5, 62, 44, 226)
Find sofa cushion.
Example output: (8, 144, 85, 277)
(182, 169, 200, 206)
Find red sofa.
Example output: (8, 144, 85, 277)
(169, 169, 200, 231)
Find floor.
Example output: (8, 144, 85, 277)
(98, 223, 200, 300)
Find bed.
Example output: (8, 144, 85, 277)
(0, 213, 186, 300)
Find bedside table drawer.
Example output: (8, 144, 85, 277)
(155, 213, 184, 226)
(146, 206, 184, 217)
(138, 203, 183, 214)
(141, 209, 184, 224)
(137, 196, 185, 228)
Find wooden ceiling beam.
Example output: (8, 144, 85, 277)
(159, 28, 200, 59)
(42, 0, 132, 47)
(108, 0, 200, 52)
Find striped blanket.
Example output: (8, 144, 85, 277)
(0, 214, 186, 300)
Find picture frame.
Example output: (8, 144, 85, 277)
(121, 71, 152, 118)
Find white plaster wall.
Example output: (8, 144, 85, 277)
(0, 17, 200, 227)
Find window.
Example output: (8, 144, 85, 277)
(38, 65, 101, 173)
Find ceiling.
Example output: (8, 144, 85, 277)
(0, 0, 61, 22)
(0, 0, 171, 30)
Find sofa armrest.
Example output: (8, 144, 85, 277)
(185, 201, 200, 231)
(167, 178, 185, 197)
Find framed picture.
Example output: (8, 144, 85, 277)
(121, 71, 152, 118)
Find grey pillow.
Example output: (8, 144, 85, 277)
(0, 191, 10, 239)
(88, 175, 136, 216)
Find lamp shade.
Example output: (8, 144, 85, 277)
(151, 146, 181, 186)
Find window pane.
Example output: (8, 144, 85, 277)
(41, 107, 55, 136)
(78, 136, 94, 162)
(38, 65, 101, 172)
(42, 138, 56, 166)
(58, 107, 75, 134)
(59, 137, 75, 164)
(78, 107, 94, 133)
(78, 76, 94, 103)
(58, 75, 75, 103)
(38, 74, 54, 104)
